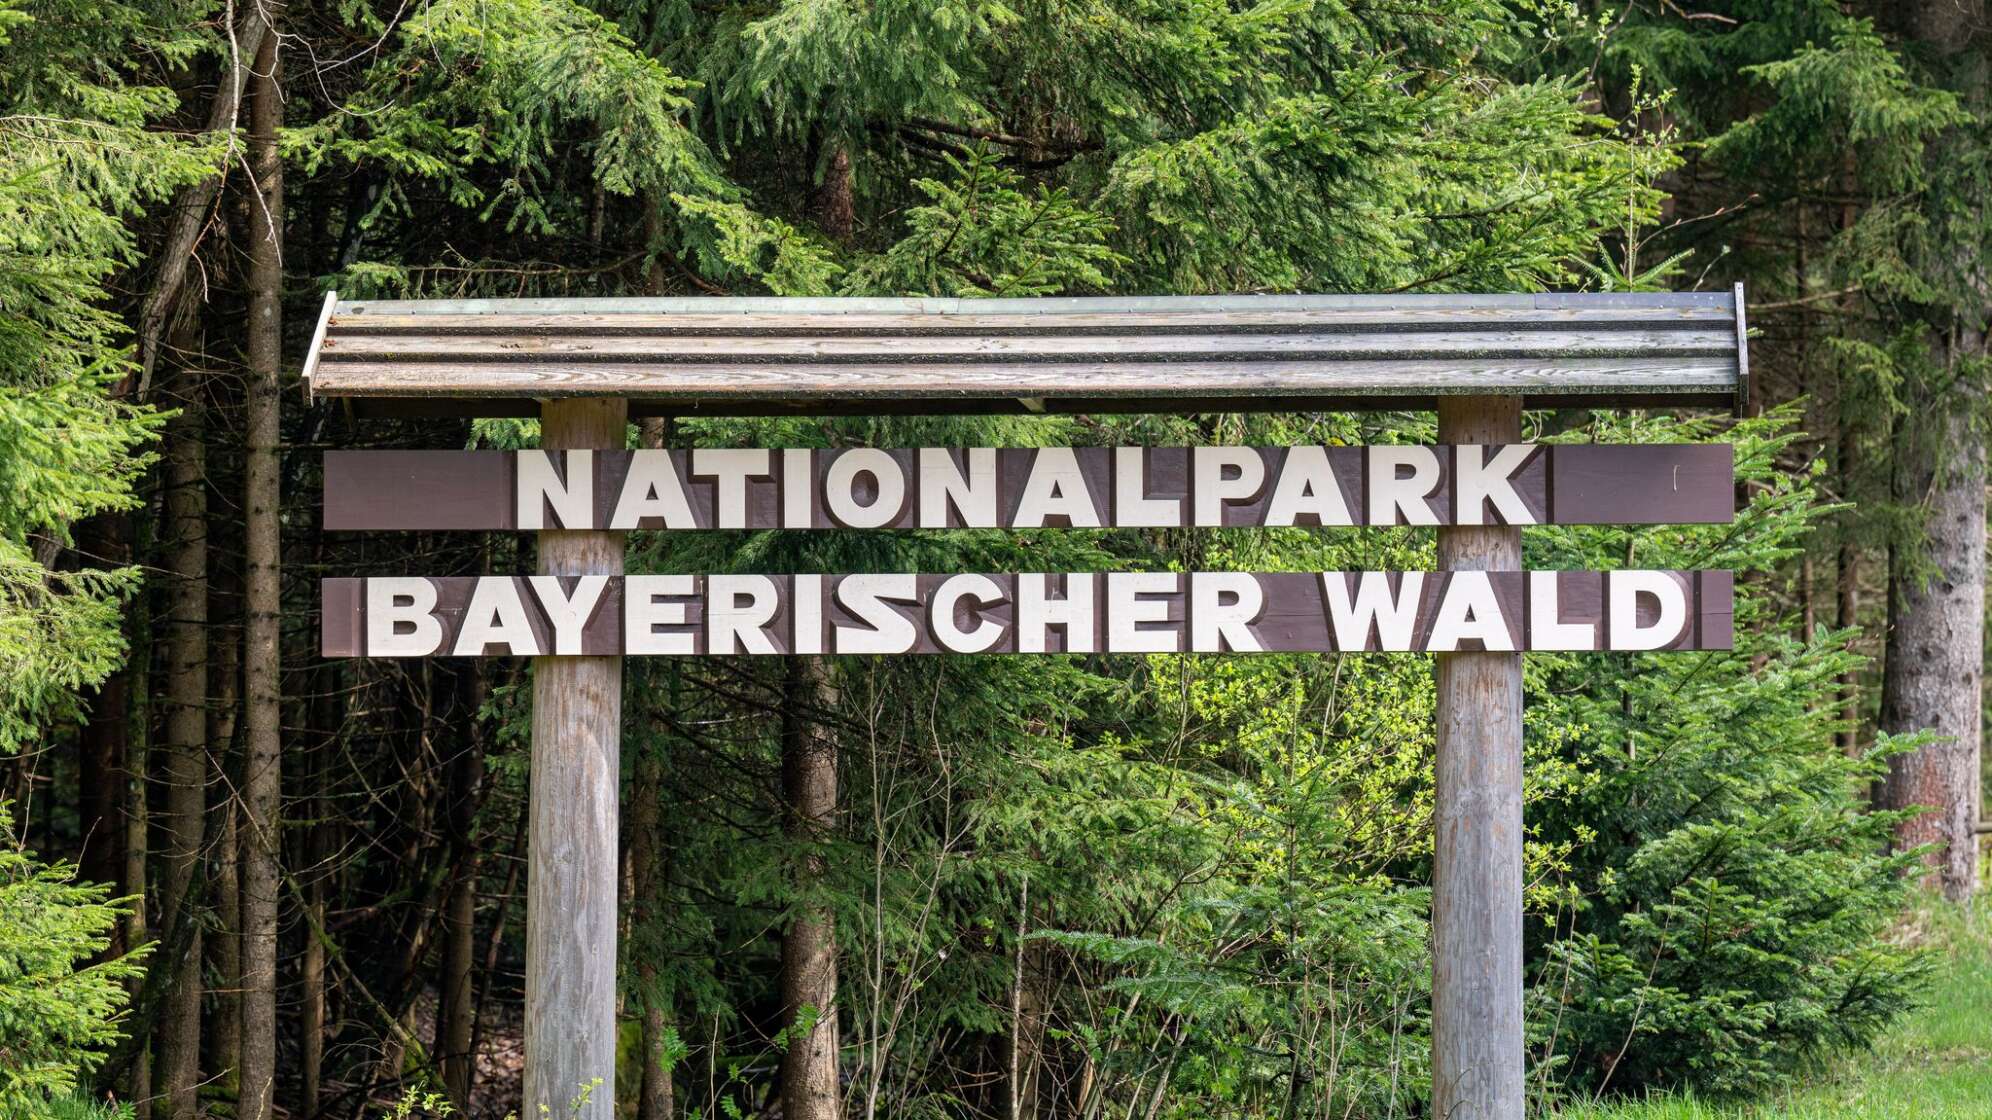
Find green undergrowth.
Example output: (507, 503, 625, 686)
(1562, 896, 1992, 1120)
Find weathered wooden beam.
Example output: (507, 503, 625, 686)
(306, 357, 1735, 402)
(1432, 395, 1525, 1120)
(523, 399, 625, 1120)
(300, 291, 1748, 416)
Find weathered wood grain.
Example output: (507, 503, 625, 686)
(301, 291, 1747, 415)
(1432, 396, 1525, 1120)
(306, 357, 1736, 398)
(523, 399, 626, 1120)
(324, 329, 1733, 361)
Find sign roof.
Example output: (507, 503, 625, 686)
(301, 288, 1747, 417)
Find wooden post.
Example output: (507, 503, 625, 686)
(1432, 395, 1524, 1120)
(525, 398, 627, 1120)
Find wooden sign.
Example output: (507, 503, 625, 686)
(322, 445, 1733, 531)
(321, 570, 1733, 658)
(305, 290, 1752, 1120)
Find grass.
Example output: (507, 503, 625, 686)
(1564, 899, 1992, 1120)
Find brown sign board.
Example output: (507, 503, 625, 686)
(321, 570, 1734, 658)
(323, 444, 1734, 531)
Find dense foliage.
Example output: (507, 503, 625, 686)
(0, 807, 142, 1108)
(1, 0, 1983, 1118)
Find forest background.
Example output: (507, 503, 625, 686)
(3, 0, 1990, 1117)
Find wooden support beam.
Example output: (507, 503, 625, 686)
(1432, 395, 1525, 1120)
(524, 398, 626, 1120)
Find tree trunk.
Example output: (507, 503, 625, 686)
(1879, 0, 1987, 905)
(125, 559, 153, 1120)
(300, 667, 339, 1118)
(781, 656, 842, 1120)
(134, 9, 270, 387)
(631, 418, 676, 1120)
(208, 621, 241, 1098)
(1880, 361, 1985, 903)
(77, 513, 130, 897)
(157, 335, 209, 1120)
(440, 664, 487, 1110)
(630, 723, 674, 1120)
(1007, 879, 1045, 1120)
(815, 144, 855, 245)
(1838, 410, 1862, 759)
(238, 22, 285, 1120)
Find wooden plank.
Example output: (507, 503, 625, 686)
(325, 306, 1737, 337)
(1431, 396, 1524, 1120)
(300, 290, 1747, 415)
(320, 328, 1734, 362)
(304, 357, 1738, 400)
(523, 399, 624, 1120)
(1733, 282, 1752, 416)
(336, 391, 1742, 419)
(328, 290, 1736, 316)
(321, 445, 1736, 531)
(317, 569, 1734, 656)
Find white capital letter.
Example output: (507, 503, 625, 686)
(834, 574, 919, 653)
(1016, 574, 1096, 653)
(610, 450, 697, 530)
(368, 577, 443, 657)
(930, 574, 1006, 653)
(1193, 447, 1266, 527)
(1190, 572, 1263, 652)
(518, 450, 592, 530)
(453, 578, 541, 656)
(693, 448, 772, 529)
(1115, 448, 1182, 527)
(825, 449, 908, 529)
(1426, 572, 1514, 652)
(1610, 570, 1688, 651)
(529, 575, 609, 655)
(1528, 571, 1596, 651)
(1368, 446, 1441, 526)
(1014, 448, 1101, 527)
(919, 448, 998, 528)
(1264, 446, 1354, 526)
(625, 575, 697, 655)
(708, 575, 780, 654)
(1106, 572, 1182, 653)
(1455, 445, 1537, 526)
(1320, 572, 1424, 651)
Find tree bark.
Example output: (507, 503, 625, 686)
(300, 667, 339, 1118)
(238, 21, 285, 1120)
(1837, 411, 1862, 758)
(631, 418, 675, 1120)
(208, 618, 241, 1097)
(629, 739, 676, 1120)
(781, 656, 842, 1120)
(157, 335, 209, 1120)
(1880, 356, 1985, 903)
(1007, 878, 1045, 1120)
(77, 514, 130, 897)
(440, 664, 487, 1110)
(815, 144, 855, 245)
(134, 8, 271, 387)
(125, 550, 153, 1120)
(1879, 0, 1987, 905)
